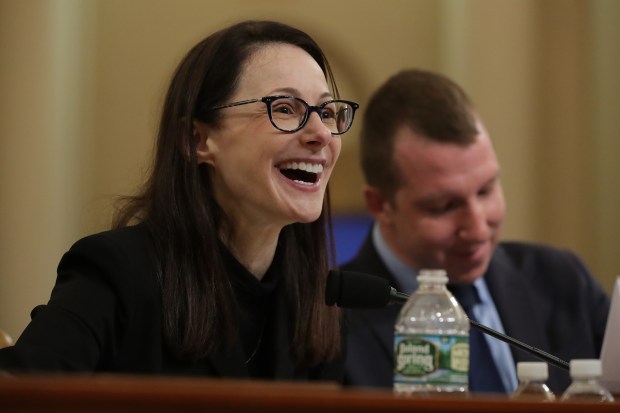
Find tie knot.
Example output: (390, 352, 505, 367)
(447, 283, 480, 312)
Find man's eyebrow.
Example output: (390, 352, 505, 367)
(413, 190, 458, 207)
(481, 173, 501, 188)
(414, 174, 501, 206)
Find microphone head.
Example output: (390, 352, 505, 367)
(325, 270, 392, 309)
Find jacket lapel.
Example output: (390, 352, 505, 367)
(361, 305, 402, 359)
(342, 229, 405, 367)
(485, 246, 548, 361)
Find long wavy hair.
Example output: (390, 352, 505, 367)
(113, 20, 341, 365)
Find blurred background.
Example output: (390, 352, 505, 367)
(1, 0, 619, 340)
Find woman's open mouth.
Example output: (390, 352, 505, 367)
(277, 161, 323, 185)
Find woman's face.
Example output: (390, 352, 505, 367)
(194, 43, 341, 232)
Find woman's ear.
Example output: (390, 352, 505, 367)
(193, 120, 214, 165)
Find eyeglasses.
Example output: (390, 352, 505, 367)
(208, 95, 359, 135)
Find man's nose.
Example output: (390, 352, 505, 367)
(458, 202, 490, 241)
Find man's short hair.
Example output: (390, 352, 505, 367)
(360, 69, 478, 199)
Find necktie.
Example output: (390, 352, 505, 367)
(448, 283, 507, 393)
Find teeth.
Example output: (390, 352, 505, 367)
(293, 180, 314, 186)
(279, 161, 323, 174)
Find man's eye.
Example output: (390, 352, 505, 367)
(425, 202, 455, 215)
(478, 185, 494, 197)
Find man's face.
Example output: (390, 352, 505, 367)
(369, 121, 505, 284)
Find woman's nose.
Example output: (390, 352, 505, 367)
(300, 112, 333, 148)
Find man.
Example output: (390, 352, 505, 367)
(342, 69, 610, 394)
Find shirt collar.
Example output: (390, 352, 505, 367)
(372, 223, 418, 295)
(372, 223, 492, 299)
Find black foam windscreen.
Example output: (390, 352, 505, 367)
(325, 270, 392, 309)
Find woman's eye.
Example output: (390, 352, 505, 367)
(273, 105, 295, 115)
(321, 108, 337, 119)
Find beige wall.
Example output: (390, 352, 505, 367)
(1, 0, 619, 340)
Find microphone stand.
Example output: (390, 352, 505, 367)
(468, 319, 569, 371)
(388, 286, 570, 371)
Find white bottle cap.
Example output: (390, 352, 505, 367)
(569, 359, 602, 378)
(417, 269, 448, 284)
(517, 361, 548, 380)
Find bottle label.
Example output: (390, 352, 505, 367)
(394, 334, 469, 385)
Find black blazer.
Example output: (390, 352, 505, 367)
(342, 232, 610, 394)
(0, 225, 343, 381)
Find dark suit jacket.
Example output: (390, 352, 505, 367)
(342, 232, 610, 394)
(0, 225, 343, 381)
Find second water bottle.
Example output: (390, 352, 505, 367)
(510, 361, 555, 401)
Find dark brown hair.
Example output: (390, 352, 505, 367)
(113, 20, 340, 365)
(361, 69, 478, 200)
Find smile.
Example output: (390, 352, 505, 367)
(277, 161, 323, 185)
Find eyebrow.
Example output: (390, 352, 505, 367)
(415, 173, 501, 205)
(268, 87, 333, 101)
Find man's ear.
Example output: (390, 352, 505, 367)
(193, 120, 214, 165)
(363, 185, 394, 226)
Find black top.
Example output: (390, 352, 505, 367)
(0, 224, 344, 382)
(223, 243, 280, 377)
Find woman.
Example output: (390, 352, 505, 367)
(0, 20, 358, 381)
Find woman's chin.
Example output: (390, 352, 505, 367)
(290, 207, 323, 224)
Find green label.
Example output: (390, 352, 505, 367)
(394, 334, 469, 385)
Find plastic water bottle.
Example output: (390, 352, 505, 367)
(510, 361, 555, 401)
(393, 269, 469, 394)
(561, 359, 614, 402)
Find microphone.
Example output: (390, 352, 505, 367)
(326, 269, 569, 371)
(325, 269, 408, 308)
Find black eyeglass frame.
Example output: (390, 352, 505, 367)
(208, 95, 359, 135)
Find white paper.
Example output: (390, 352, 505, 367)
(600, 276, 620, 393)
